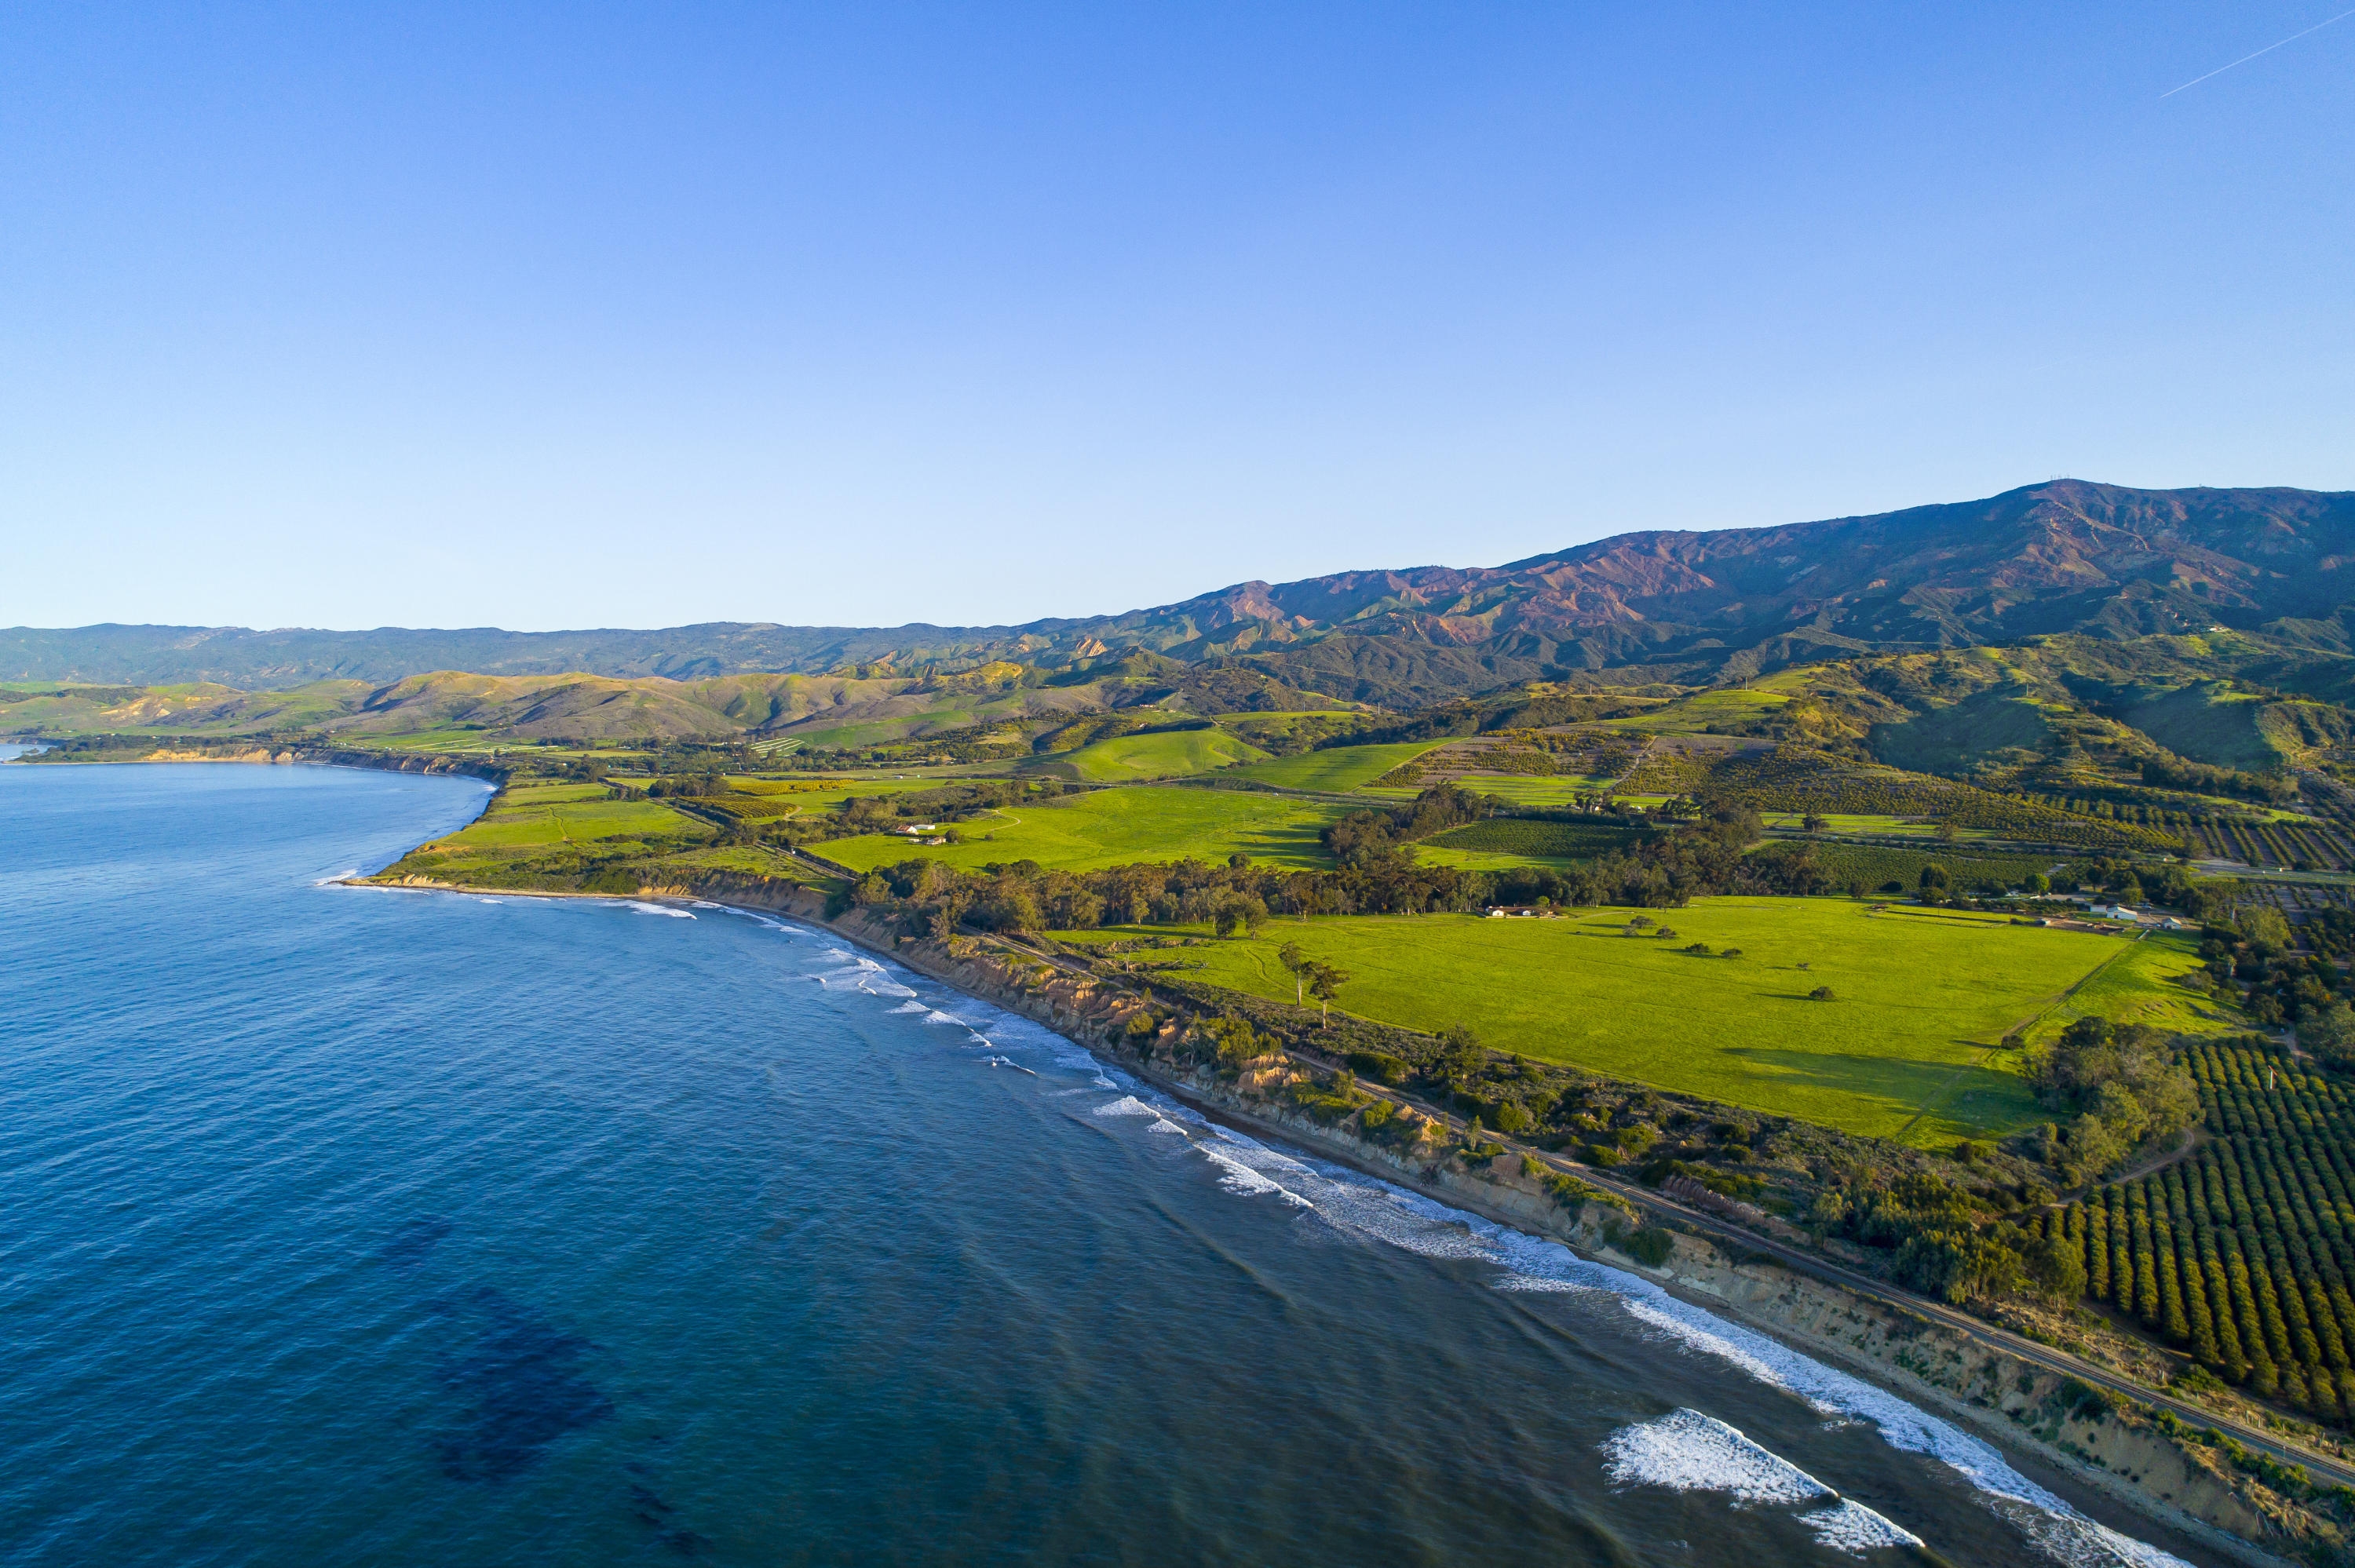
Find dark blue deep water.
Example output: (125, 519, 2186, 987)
(0, 764, 2217, 1566)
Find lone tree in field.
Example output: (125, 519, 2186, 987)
(1278, 940, 1308, 1005)
(1809, 985, 1836, 1001)
(1305, 961, 1348, 1025)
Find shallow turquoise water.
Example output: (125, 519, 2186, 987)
(0, 764, 2212, 1565)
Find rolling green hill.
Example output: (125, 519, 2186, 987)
(1031, 727, 1272, 782)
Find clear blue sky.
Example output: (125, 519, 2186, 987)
(3, 2, 2350, 632)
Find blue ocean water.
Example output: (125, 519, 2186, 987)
(0, 764, 2214, 1566)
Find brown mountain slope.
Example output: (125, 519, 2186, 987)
(10, 483, 2353, 704)
(1203, 482, 2355, 701)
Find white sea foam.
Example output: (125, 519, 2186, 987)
(1094, 1096, 1163, 1118)
(1199, 1130, 1315, 1208)
(866, 979, 918, 999)
(887, 1001, 928, 1015)
(1602, 1412, 1923, 1555)
(1299, 1181, 2188, 1566)
(1601, 1408, 1831, 1505)
(1802, 1498, 1925, 1555)
(925, 1010, 964, 1026)
(819, 939, 2180, 1566)
(626, 901, 694, 917)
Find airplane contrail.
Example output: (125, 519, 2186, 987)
(2161, 5, 2355, 97)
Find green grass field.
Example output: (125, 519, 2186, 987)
(501, 782, 612, 805)
(820, 785, 1345, 873)
(2041, 932, 2232, 1039)
(1413, 845, 1578, 873)
(443, 794, 702, 848)
(1758, 811, 2004, 841)
(1217, 742, 1447, 793)
(1057, 899, 2234, 1143)
(1039, 728, 1272, 782)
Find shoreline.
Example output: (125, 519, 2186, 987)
(342, 865, 2326, 1563)
(763, 885, 2327, 1554)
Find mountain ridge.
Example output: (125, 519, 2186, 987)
(12, 481, 2354, 698)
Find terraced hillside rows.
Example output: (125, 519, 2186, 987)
(2036, 1041, 2355, 1418)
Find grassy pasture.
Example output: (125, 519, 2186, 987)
(1061, 899, 2224, 1143)
(1414, 845, 1578, 873)
(1218, 742, 1448, 793)
(820, 785, 1345, 873)
(443, 795, 701, 848)
(2041, 932, 2229, 1040)
(498, 782, 612, 806)
(1041, 728, 1272, 782)
(1756, 811, 1999, 838)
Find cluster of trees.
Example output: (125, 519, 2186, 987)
(2141, 756, 2298, 804)
(2196, 908, 2355, 1031)
(2038, 1041, 2355, 1415)
(1320, 786, 1501, 862)
(1695, 746, 2184, 852)
(850, 848, 1484, 938)
(635, 770, 727, 798)
(1807, 1170, 2065, 1304)
(1481, 812, 1836, 909)
(1318, 706, 1485, 747)
(2026, 1018, 2201, 1185)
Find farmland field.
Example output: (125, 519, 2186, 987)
(1415, 845, 1576, 873)
(1217, 742, 1447, 793)
(820, 785, 1346, 873)
(501, 782, 612, 806)
(1042, 728, 1271, 782)
(438, 793, 701, 848)
(1060, 900, 2233, 1143)
(1756, 811, 2003, 839)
